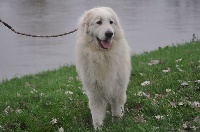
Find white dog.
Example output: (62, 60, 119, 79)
(75, 7, 131, 129)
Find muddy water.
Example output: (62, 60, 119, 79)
(0, 0, 200, 80)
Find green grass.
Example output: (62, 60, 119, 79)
(0, 41, 200, 131)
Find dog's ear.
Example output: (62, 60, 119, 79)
(78, 11, 94, 33)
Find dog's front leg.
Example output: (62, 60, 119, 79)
(111, 92, 126, 122)
(88, 96, 107, 130)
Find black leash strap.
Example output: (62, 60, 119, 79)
(0, 19, 77, 38)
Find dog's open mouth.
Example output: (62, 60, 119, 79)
(97, 37, 112, 49)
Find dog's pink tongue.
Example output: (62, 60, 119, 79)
(101, 40, 111, 49)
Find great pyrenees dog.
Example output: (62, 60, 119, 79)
(75, 7, 131, 129)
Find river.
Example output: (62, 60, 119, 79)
(0, 0, 200, 80)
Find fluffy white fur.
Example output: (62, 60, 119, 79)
(75, 7, 131, 129)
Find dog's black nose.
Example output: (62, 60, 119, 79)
(105, 31, 113, 39)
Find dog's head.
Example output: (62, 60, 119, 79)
(78, 7, 122, 49)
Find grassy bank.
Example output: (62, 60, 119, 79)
(0, 41, 200, 131)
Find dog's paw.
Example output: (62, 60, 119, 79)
(112, 115, 122, 123)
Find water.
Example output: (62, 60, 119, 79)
(0, 0, 200, 81)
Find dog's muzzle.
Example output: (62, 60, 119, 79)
(97, 31, 113, 49)
(105, 31, 113, 40)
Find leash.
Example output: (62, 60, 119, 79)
(0, 18, 77, 38)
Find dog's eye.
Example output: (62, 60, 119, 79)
(110, 20, 113, 24)
(96, 21, 102, 25)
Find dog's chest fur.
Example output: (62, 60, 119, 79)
(84, 48, 121, 84)
(80, 48, 123, 98)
